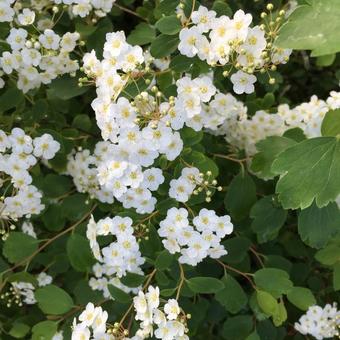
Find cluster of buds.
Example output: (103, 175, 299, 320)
(191, 170, 223, 203)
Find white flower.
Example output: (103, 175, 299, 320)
(178, 26, 201, 57)
(71, 322, 90, 340)
(164, 299, 180, 320)
(33, 134, 60, 159)
(39, 29, 60, 50)
(230, 70, 257, 94)
(37, 272, 53, 287)
(79, 303, 99, 327)
(191, 6, 216, 33)
(0, 2, 14, 22)
(146, 285, 160, 310)
(6, 28, 28, 50)
(17, 8, 36, 26)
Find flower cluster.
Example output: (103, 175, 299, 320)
(86, 215, 145, 278)
(66, 142, 115, 204)
(169, 167, 222, 203)
(1, 273, 52, 307)
(0, 3, 80, 92)
(218, 90, 340, 155)
(71, 287, 189, 340)
(89, 262, 139, 299)
(133, 286, 189, 340)
(178, 5, 291, 94)
(0, 0, 117, 23)
(158, 207, 233, 266)
(294, 303, 340, 340)
(71, 303, 109, 340)
(0, 129, 60, 231)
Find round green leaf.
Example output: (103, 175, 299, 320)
(35, 285, 74, 315)
(187, 277, 224, 294)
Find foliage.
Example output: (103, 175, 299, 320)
(0, 0, 339, 339)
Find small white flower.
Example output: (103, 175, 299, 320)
(17, 8, 35, 26)
(230, 70, 257, 94)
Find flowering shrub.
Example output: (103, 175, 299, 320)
(0, 0, 340, 339)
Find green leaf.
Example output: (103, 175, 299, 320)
(35, 285, 74, 315)
(272, 137, 340, 209)
(254, 268, 293, 298)
(256, 290, 279, 316)
(315, 242, 340, 265)
(222, 315, 253, 340)
(212, 0, 232, 16)
(7, 272, 38, 286)
(120, 272, 145, 287)
(127, 23, 156, 45)
(215, 275, 247, 313)
(251, 136, 297, 179)
(41, 174, 72, 198)
(169, 54, 194, 72)
(251, 196, 287, 243)
(180, 127, 203, 146)
(9, 323, 30, 339)
(155, 250, 174, 270)
(187, 277, 224, 294)
(321, 109, 340, 137)
(0, 88, 25, 112)
(72, 114, 92, 132)
(3, 232, 39, 264)
(298, 202, 340, 248)
(246, 332, 261, 340)
(222, 237, 251, 264)
(276, 0, 340, 56)
(48, 75, 88, 100)
(61, 193, 89, 221)
(108, 284, 132, 303)
(287, 287, 317, 310)
(333, 262, 340, 291)
(42, 205, 66, 231)
(316, 54, 336, 67)
(31, 321, 57, 340)
(273, 300, 287, 327)
(155, 15, 182, 35)
(150, 34, 179, 58)
(67, 234, 95, 272)
(224, 172, 257, 221)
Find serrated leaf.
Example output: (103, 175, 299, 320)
(298, 202, 340, 248)
(224, 171, 257, 221)
(215, 275, 247, 313)
(272, 137, 340, 209)
(251, 136, 297, 179)
(254, 268, 293, 298)
(276, 0, 340, 56)
(251, 196, 287, 243)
